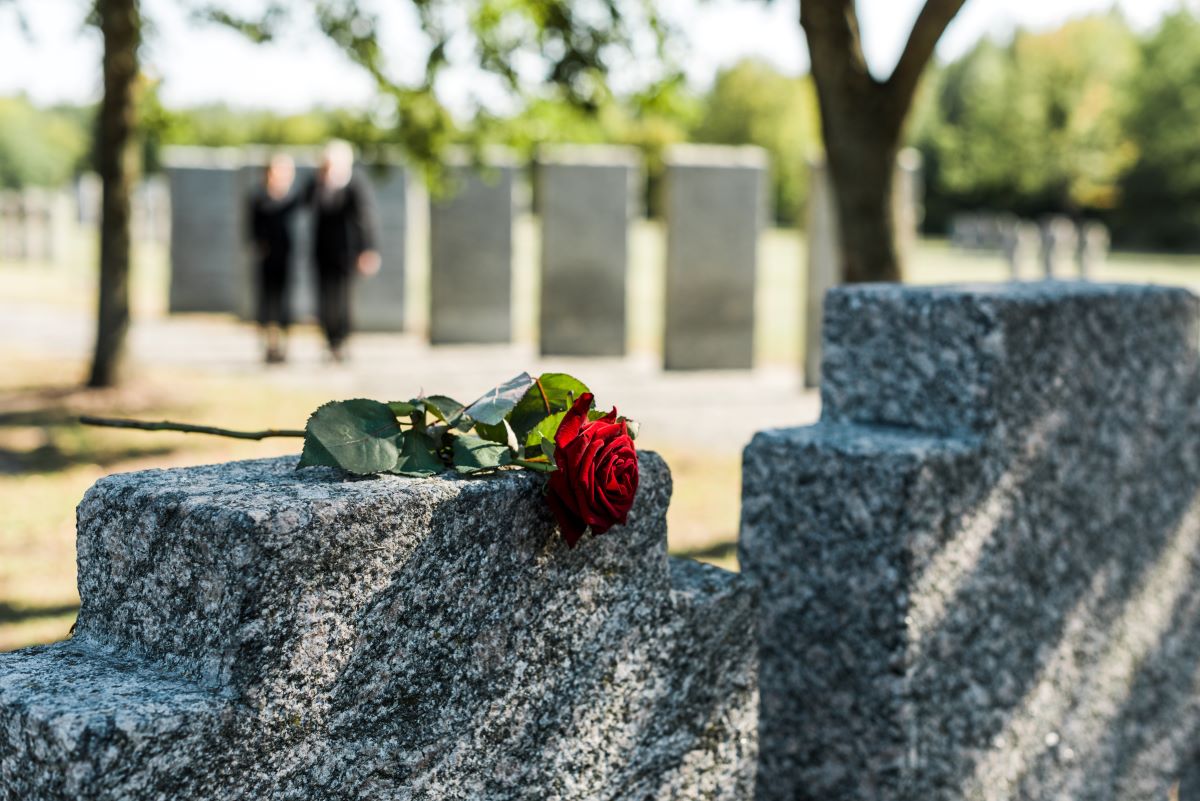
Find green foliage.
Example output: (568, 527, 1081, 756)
(916, 12, 1137, 228)
(296, 373, 627, 478)
(299, 399, 403, 475)
(508, 373, 589, 440)
(1113, 10, 1200, 249)
(0, 97, 89, 188)
(691, 60, 821, 223)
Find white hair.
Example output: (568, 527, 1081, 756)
(321, 139, 355, 191)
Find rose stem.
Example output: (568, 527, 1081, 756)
(535, 378, 551, 415)
(79, 416, 305, 440)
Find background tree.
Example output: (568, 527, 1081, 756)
(916, 13, 1136, 230)
(88, 0, 141, 387)
(801, 0, 965, 283)
(1114, 10, 1200, 250)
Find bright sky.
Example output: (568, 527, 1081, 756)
(0, 0, 1190, 115)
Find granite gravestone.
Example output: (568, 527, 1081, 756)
(662, 145, 767, 370)
(429, 156, 516, 344)
(741, 282, 1200, 801)
(537, 145, 639, 357)
(0, 453, 757, 800)
(165, 147, 244, 314)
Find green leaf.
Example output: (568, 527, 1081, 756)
(509, 373, 589, 439)
(391, 431, 444, 477)
(423, 395, 464, 424)
(301, 399, 402, 475)
(524, 410, 566, 449)
(538, 434, 557, 465)
(452, 434, 513, 474)
(387, 400, 419, 417)
(464, 373, 533, 425)
(297, 431, 339, 469)
(477, 419, 519, 451)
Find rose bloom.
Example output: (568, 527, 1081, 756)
(546, 392, 639, 547)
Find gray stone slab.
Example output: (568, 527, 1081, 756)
(354, 163, 407, 331)
(165, 147, 244, 314)
(741, 282, 1200, 801)
(2, 452, 757, 800)
(429, 159, 515, 344)
(662, 145, 767, 370)
(537, 145, 638, 357)
(803, 156, 837, 387)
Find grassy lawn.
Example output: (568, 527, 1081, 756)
(3, 220, 1198, 652)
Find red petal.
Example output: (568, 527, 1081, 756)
(554, 392, 594, 448)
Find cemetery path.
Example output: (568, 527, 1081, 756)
(0, 298, 819, 453)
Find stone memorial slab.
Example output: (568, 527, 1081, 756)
(741, 282, 1200, 801)
(803, 156, 837, 386)
(537, 145, 638, 357)
(1040, 215, 1079, 278)
(429, 155, 516, 344)
(165, 147, 244, 314)
(1078, 220, 1110, 279)
(1, 452, 757, 800)
(663, 145, 767, 370)
(353, 163, 408, 331)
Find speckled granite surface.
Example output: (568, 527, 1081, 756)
(1, 452, 757, 800)
(741, 282, 1200, 801)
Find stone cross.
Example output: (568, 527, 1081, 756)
(429, 154, 517, 344)
(0, 453, 757, 799)
(537, 145, 639, 357)
(662, 144, 767, 370)
(741, 282, 1200, 801)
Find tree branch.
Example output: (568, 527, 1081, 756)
(80, 416, 305, 440)
(887, 0, 966, 116)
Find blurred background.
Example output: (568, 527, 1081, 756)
(4, 0, 1200, 650)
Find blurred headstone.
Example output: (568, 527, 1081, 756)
(804, 156, 838, 387)
(165, 147, 244, 314)
(1078, 220, 1110, 280)
(76, 172, 102, 226)
(355, 162, 408, 331)
(663, 144, 768, 370)
(1002, 220, 1041, 280)
(537, 145, 639, 357)
(1040, 215, 1078, 279)
(0, 192, 18, 260)
(428, 153, 516, 344)
(893, 147, 924, 261)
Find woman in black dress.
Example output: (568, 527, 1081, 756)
(248, 154, 300, 364)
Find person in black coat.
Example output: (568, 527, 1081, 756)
(248, 154, 301, 364)
(308, 140, 380, 362)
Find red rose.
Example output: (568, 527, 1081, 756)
(546, 392, 639, 548)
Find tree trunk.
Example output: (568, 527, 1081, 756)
(819, 92, 902, 283)
(88, 0, 140, 388)
(801, 0, 964, 283)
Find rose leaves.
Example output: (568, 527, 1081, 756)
(296, 373, 639, 547)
